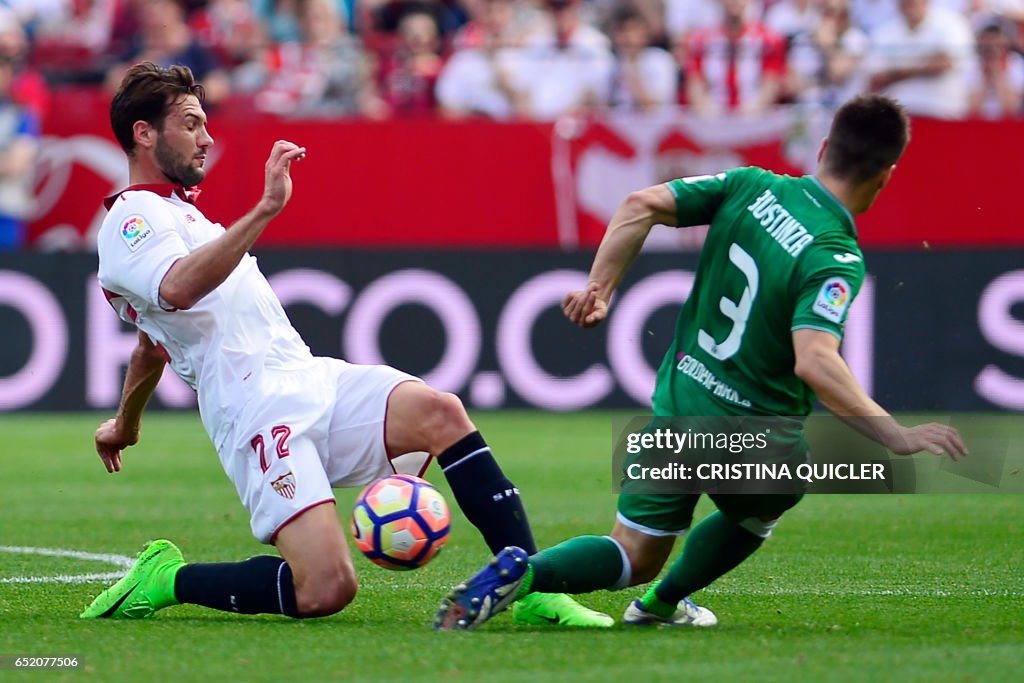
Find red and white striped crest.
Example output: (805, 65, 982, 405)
(271, 472, 297, 500)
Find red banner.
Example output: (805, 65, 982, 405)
(28, 89, 1024, 250)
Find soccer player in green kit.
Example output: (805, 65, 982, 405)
(434, 94, 967, 631)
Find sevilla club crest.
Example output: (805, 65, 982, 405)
(271, 472, 297, 499)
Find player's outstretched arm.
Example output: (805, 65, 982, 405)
(793, 329, 967, 460)
(563, 184, 676, 328)
(95, 330, 167, 473)
(159, 140, 306, 310)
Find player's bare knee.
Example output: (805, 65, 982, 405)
(618, 543, 666, 585)
(437, 392, 474, 431)
(611, 525, 673, 586)
(628, 556, 664, 585)
(295, 568, 357, 618)
(329, 574, 358, 613)
(421, 390, 475, 449)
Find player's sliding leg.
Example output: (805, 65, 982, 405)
(511, 594, 615, 627)
(631, 493, 801, 626)
(79, 539, 308, 619)
(434, 546, 530, 630)
(263, 502, 357, 616)
(512, 523, 716, 627)
(630, 511, 766, 624)
(511, 529, 659, 628)
(81, 504, 355, 619)
(80, 539, 184, 618)
(174, 502, 354, 618)
(435, 525, 671, 630)
(172, 430, 357, 619)
(435, 493, 716, 630)
(385, 382, 537, 555)
(385, 381, 612, 627)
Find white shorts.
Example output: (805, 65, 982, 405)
(216, 358, 424, 543)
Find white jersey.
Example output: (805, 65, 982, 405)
(865, 7, 975, 119)
(96, 184, 316, 449)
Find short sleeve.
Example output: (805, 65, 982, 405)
(791, 241, 866, 340)
(98, 195, 190, 311)
(664, 167, 763, 227)
(664, 172, 727, 227)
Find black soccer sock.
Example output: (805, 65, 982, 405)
(437, 431, 538, 555)
(174, 555, 300, 617)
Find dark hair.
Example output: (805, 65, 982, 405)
(978, 21, 1006, 38)
(822, 95, 910, 183)
(610, 5, 645, 29)
(110, 62, 205, 155)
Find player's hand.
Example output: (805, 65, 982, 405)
(886, 423, 967, 461)
(562, 282, 609, 328)
(94, 418, 139, 474)
(261, 140, 306, 216)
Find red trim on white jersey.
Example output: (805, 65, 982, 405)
(155, 257, 183, 313)
(104, 284, 171, 359)
(154, 342, 171, 362)
(101, 286, 139, 322)
(415, 455, 433, 478)
(269, 499, 337, 545)
(103, 184, 201, 211)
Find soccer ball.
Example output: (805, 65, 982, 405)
(351, 474, 451, 570)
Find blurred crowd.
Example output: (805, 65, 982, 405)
(1, 0, 1023, 248)
(1, 0, 1023, 122)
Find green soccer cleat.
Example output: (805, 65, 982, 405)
(80, 539, 184, 619)
(512, 592, 615, 628)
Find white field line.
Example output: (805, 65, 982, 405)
(0, 545, 134, 584)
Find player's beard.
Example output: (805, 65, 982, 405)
(155, 134, 206, 188)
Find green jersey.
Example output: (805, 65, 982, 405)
(652, 167, 865, 418)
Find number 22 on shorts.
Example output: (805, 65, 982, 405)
(250, 425, 292, 473)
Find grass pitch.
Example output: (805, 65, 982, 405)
(1, 411, 1022, 682)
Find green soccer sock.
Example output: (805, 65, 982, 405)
(516, 535, 625, 599)
(643, 511, 764, 615)
(639, 584, 677, 619)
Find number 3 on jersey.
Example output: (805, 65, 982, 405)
(250, 425, 292, 473)
(698, 243, 759, 361)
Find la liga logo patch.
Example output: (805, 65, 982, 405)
(120, 214, 154, 252)
(825, 281, 848, 306)
(813, 277, 852, 323)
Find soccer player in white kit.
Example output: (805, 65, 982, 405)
(80, 62, 611, 627)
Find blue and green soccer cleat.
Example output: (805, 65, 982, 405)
(80, 539, 184, 619)
(434, 546, 528, 630)
(512, 592, 614, 628)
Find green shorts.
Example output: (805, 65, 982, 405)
(616, 491, 803, 536)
